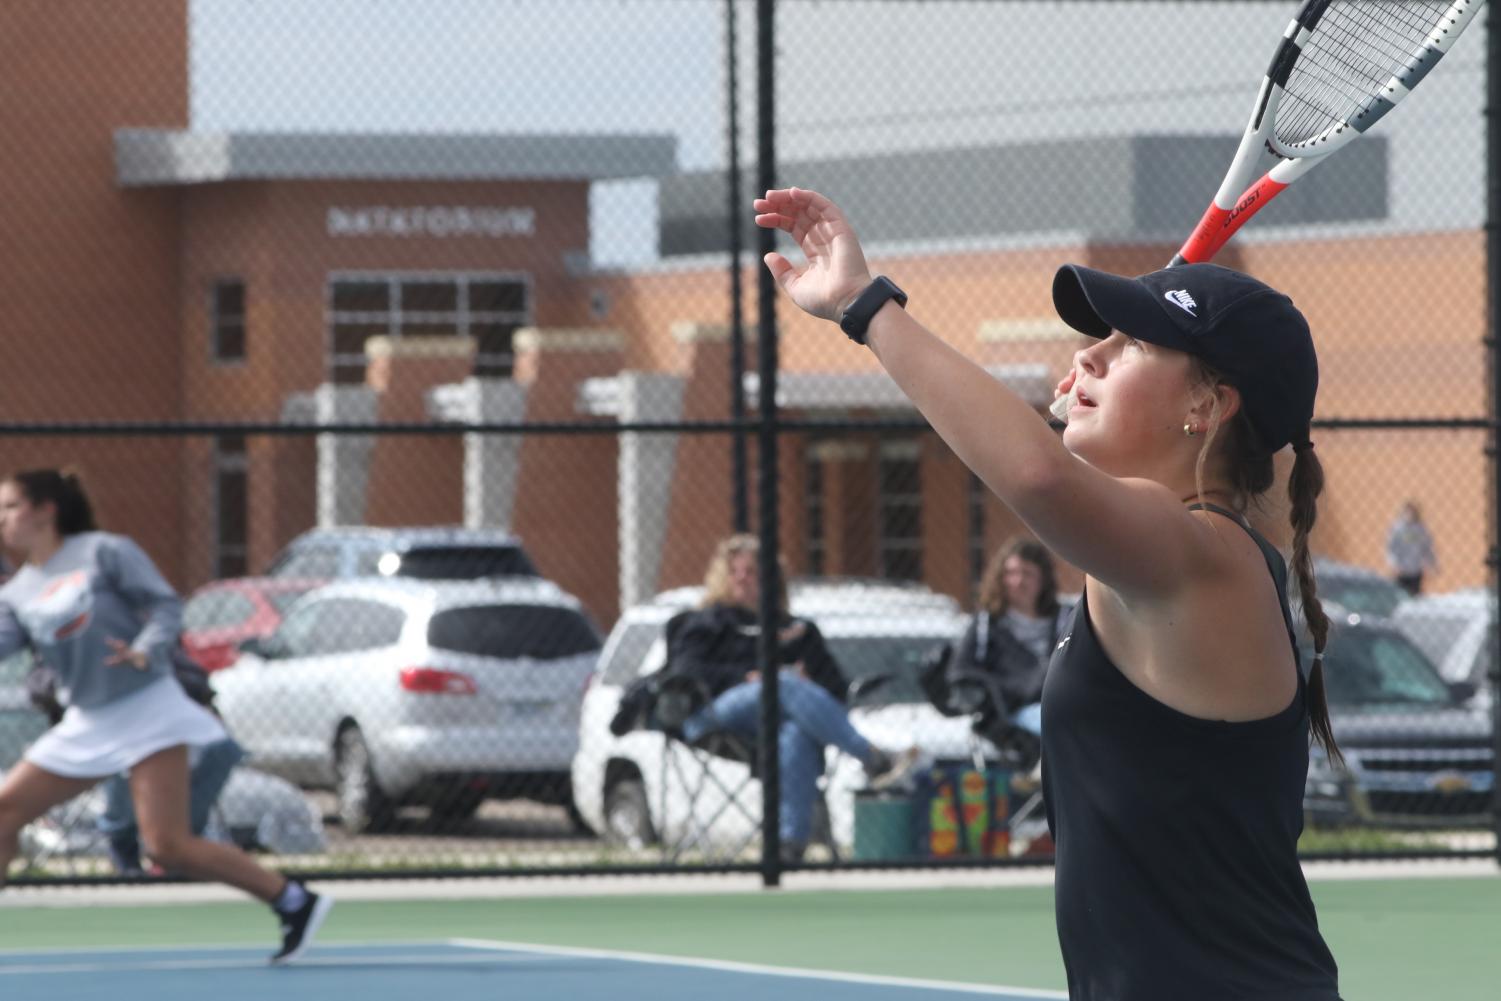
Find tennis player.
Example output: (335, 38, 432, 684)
(0, 469, 331, 965)
(755, 187, 1342, 1000)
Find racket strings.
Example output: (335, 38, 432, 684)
(1276, 0, 1457, 147)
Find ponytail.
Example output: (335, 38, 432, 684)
(7, 467, 98, 536)
(1287, 445, 1343, 767)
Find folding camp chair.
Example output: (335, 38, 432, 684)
(933, 668, 1048, 837)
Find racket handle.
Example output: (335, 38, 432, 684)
(1172, 173, 1289, 266)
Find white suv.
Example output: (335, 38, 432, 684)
(572, 579, 1000, 854)
(214, 576, 600, 832)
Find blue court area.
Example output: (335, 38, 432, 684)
(0, 940, 1067, 1001)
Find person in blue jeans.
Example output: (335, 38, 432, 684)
(668, 534, 917, 861)
(26, 652, 246, 875)
(98, 736, 244, 874)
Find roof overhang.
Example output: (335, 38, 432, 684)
(115, 129, 677, 187)
(577, 364, 1055, 417)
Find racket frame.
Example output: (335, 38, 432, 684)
(1171, 0, 1486, 267)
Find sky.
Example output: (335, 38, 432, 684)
(189, 0, 1489, 266)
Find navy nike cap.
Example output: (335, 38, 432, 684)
(1051, 262, 1317, 454)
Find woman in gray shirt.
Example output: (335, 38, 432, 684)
(0, 469, 331, 964)
(951, 537, 1071, 714)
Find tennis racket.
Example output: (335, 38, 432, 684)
(1170, 0, 1486, 267)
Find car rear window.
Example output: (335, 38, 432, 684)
(365, 546, 539, 580)
(1319, 577, 1405, 619)
(268, 589, 314, 616)
(1311, 627, 1452, 707)
(427, 605, 600, 659)
(183, 591, 256, 631)
(600, 620, 664, 686)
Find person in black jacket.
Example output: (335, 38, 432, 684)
(951, 537, 1070, 717)
(670, 534, 915, 861)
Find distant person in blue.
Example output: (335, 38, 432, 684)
(1385, 500, 1437, 596)
(755, 187, 1342, 999)
(0, 469, 330, 964)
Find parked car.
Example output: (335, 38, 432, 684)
(1308, 557, 1409, 620)
(1392, 588, 1494, 697)
(1302, 605, 1494, 829)
(213, 576, 601, 833)
(182, 576, 326, 672)
(572, 579, 980, 854)
(264, 525, 539, 582)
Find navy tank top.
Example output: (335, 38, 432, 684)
(1039, 504, 1340, 1001)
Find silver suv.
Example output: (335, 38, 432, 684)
(214, 576, 600, 833)
(265, 525, 539, 582)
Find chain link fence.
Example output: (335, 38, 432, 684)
(0, 0, 1494, 884)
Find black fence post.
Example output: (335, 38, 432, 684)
(755, 0, 782, 888)
(1487, 2, 1501, 872)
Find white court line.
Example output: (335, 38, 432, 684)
(0, 938, 439, 958)
(0, 950, 557, 976)
(449, 937, 1069, 999)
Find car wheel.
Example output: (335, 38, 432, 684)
(335, 725, 396, 834)
(603, 777, 655, 850)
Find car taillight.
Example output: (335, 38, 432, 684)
(399, 667, 478, 696)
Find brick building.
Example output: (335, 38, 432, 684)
(2, 1, 1485, 629)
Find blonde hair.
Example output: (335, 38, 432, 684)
(700, 533, 789, 612)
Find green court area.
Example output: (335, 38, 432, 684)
(4, 877, 1498, 1000)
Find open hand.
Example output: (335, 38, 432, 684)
(753, 187, 873, 321)
(104, 637, 149, 671)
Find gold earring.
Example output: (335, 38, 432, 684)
(1183, 423, 1198, 438)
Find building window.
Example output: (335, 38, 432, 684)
(214, 435, 249, 579)
(326, 272, 530, 385)
(211, 280, 246, 363)
(877, 439, 923, 582)
(805, 454, 825, 577)
(968, 472, 988, 600)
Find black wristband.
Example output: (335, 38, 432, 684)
(838, 276, 908, 345)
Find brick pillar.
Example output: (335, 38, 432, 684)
(618, 372, 685, 610)
(364, 336, 471, 526)
(509, 328, 624, 626)
(314, 384, 377, 527)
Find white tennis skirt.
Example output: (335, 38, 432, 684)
(25, 676, 229, 779)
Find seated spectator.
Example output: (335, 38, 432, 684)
(951, 537, 1072, 716)
(668, 534, 917, 862)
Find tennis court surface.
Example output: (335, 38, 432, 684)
(0, 940, 1066, 1001)
(2, 871, 1497, 1000)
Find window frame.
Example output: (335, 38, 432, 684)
(209, 278, 247, 365)
(324, 270, 532, 385)
(212, 434, 249, 580)
(876, 438, 924, 582)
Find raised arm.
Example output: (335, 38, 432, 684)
(754, 188, 1206, 597)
